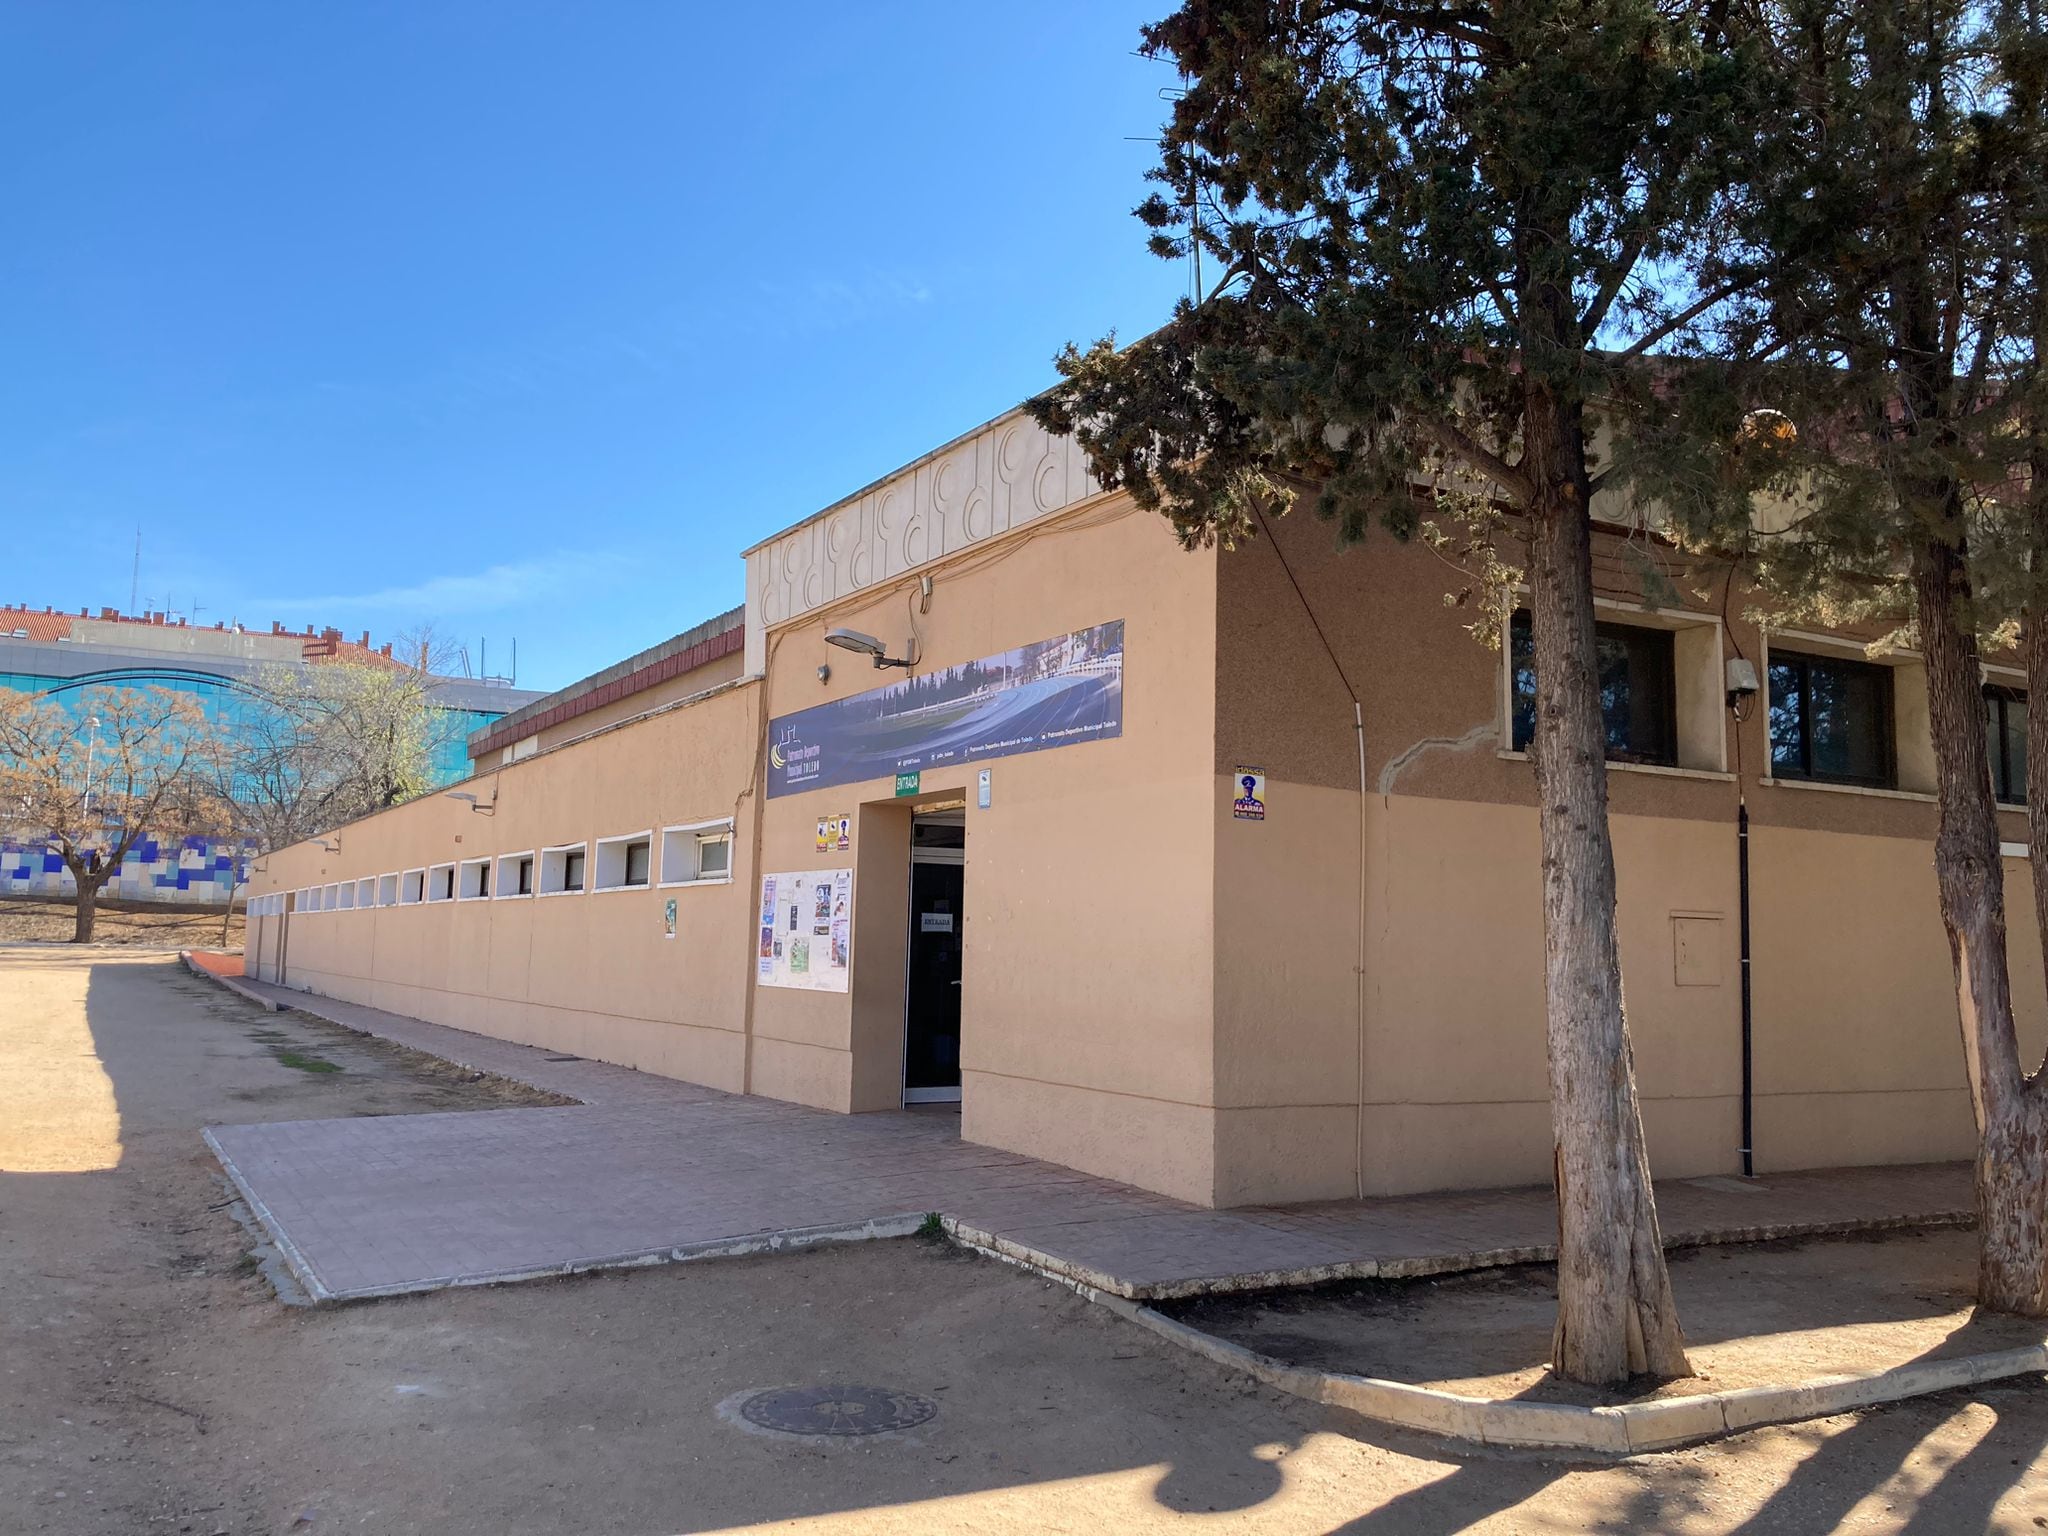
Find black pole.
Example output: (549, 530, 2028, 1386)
(1738, 796, 1754, 1177)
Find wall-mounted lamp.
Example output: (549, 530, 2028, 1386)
(313, 837, 341, 853)
(816, 663, 831, 685)
(824, 627, 917, 670)
(444, 788, 498, 815)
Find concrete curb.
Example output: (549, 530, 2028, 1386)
(309, 1212, 933, 1302)
(943, 1213, 1975, 1304)
(1117, 1303, 2048, 1454)
(205, 1127, 335, 1303)
(942, 1217, 2046, 1455)
(179, 951, 280, 1012)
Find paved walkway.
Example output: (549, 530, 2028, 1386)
(201, 970, 1976, 1304)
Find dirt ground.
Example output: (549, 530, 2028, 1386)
(4, 950, 2048, 1535)
(0, 895, 246, 948)
(1166, 1230, 2048, 1408)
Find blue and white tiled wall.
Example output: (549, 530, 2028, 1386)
(1, 836, 255, 906)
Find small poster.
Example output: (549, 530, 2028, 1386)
(758, 867, 853, 992)
(816, 814, 853, 853)
(834, 815, 852, 852)
(1232, 767, 1267, 821)
(663, 898, 677, 940)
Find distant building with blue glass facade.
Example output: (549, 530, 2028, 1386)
(0, 605, 542, 905)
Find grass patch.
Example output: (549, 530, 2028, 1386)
(274, 1049, 341, 1074)
(917, 1212, 946, 1239)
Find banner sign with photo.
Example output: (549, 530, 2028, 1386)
(766, 620, 1124, 799)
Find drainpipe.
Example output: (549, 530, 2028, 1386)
(1352, 699, 1368, 1202)
(1737, 793, 1753, 1178)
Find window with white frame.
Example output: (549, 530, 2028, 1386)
(401, 868, 426, 905)
(458, 858, 491, 900)
(660, 818, 735, 885)
(593, 831, 654, 891)
(427, 863, 457, 902)
(378, 872, 399, 907)
(325, 883, 341, 910)
(494, 851, 535, 898)
(337, 882, 355, 910)
(355, 877, 375, 907)
(538, 843, 587, 895)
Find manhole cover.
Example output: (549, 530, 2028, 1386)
(738, 1384, 937, 1437)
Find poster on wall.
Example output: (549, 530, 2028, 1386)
(758, 867, 853, 992)
(1232, 767, 1267, 821)
(766, 620, 1125, 798)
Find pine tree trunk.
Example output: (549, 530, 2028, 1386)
(1916, 532, 2048, 1315)
(1523, 396, 1691, 1384)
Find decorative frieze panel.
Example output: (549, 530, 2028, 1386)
(743, 410, 1101, 671)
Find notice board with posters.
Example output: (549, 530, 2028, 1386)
(758, 868, 853, 992)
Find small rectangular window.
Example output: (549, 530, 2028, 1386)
(538, 843, 587, 895)
(458, 859, 491, 900)
(401, 869, 426, 904)
(378, 872, 399, 907)
(1987, 686, 2028, 805)
(593, 832, 655, 890)
(1510, 610, 1677, 766)
(1768, 651, 1894, 787)
(660, 819, 736, 884)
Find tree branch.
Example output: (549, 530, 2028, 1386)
(1609, 279, 1748, 365)
(1420, 418, 1532, 504)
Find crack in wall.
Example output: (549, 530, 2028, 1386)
(1376, 722, 1499, 797)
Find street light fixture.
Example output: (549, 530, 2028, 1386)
(823, 628, 917, 670)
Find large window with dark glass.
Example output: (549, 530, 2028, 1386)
(1510, 610, 1677, 766)
(1768, 651, 1894, 786)
(1987, 685, 2028, 805)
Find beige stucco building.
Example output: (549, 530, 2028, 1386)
(244, 407, 2047, 1208)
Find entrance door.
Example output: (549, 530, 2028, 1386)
(903, 812, 965, 1105)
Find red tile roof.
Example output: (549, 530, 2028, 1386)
(467, 616, 744, 760)
(0, 606, 398, 666)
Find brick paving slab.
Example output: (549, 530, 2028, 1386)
(201, 970, 1977, 1304)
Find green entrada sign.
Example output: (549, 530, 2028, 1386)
(894, 771, 921, 798)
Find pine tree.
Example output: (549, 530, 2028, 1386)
(1029, 0, 1780, 1384)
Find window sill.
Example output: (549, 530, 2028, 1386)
(1757, 776, 1936, 803)
(658, 875, 734, 890)
(491, 891, 534, 901)
(592, 882, 655, 895)
(1497, 750, 1734, 784)
(536, 888, 586, 899)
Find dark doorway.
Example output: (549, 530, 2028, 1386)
(903, 812, 964, 1104)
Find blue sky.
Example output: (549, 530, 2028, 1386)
(0, 4, 1184, 691)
